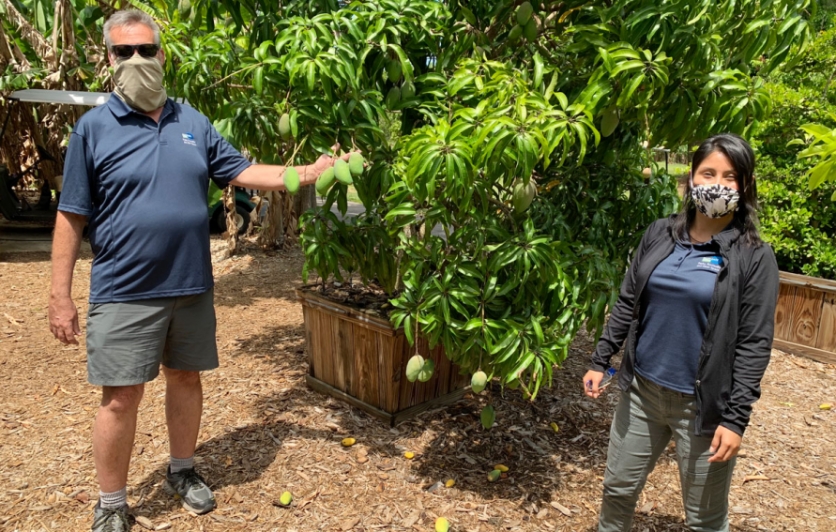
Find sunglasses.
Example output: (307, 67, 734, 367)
(109, 44, 160, 59)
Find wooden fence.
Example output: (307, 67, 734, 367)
(773, 271, 836, 365)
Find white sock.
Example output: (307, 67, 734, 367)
(99, 487, 127, 509)
(170, 455, 195, 474)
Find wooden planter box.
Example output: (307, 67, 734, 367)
(774, 271, 836, 365)
(297, 288, 469, 426)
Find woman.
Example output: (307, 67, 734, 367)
(583, 133, 779, 532)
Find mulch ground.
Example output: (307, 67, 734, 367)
(1, 236, 835, 532)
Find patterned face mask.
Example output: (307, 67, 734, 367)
(690, 183, 740, 218)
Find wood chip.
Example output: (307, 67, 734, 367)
(550, 501, 572, 517)
(135, 516, 154, 530)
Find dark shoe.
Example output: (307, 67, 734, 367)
(92, 502, 130, 532)
(164, 466, 216, 514)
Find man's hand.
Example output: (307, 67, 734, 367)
(582, 370, 605, 399)
(305, 143, 360, 186)
(708, 425, 742, 463)
(49, 294, 80, 345)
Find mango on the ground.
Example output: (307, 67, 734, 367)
(341, 437, 356, 447)
(494, 464, 509, 472)
(404, 451, 415, 459)
(821, 403, 832, 410)
(278, 491, 292, 507)
(445, 479, 456, 488)
(435, 516, 450, 532)
(487, 469, 501, 482)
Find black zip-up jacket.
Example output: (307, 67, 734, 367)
(590, 215, 779, 437)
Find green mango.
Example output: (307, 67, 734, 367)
(487, 469, 501, 482)
(601, 105, 620, 137)
(515, 2, 533, 25)
(418, 358, 435, 382)
(284, 167, 300, 195)
(481, 405, 496, 429)
(349, 153, 365, 176)
(387, 60, 402, 83)
(279, 113, 292, 140)
(401, 80, 416, 100)
(512, 179, 537, 214)
(386, 86, 401, 108)
(523, 18, 538, 42)
(471, 371, 488, 394)
(334, 159, 352, 185)
(178, 0, 192, 19)
(405, 354, 424, 382)
(508, 24, 523, 43)
(315, 167, 335, 195)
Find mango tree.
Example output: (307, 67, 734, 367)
(161, 0, 815, 422)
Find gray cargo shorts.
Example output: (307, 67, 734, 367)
(86, 289, 218, 386)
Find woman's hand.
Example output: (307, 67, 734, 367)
(708, 426, 742, 462)
(582, 370, 605, 399)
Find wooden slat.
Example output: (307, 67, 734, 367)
(433, 343, 451, 397)
(787, 287, 824, 347)
(773, 339, 836, 366)
(306, 375, 395, 425)
(815, 293, 836, 353)
(779, 271, 836, 294)
(773, 283, 795, 341)
(330, 312, 347, 392)
(381, 334, 404, 413)
(317, 306, 334, 388)
(353, 323, 379, 408)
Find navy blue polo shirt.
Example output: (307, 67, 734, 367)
(59, 95, 252, 303)
(634, 241, 723, 394)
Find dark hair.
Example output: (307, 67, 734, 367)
(673, 133, 763, 247)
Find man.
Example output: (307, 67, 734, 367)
(48, 10, 352, 532)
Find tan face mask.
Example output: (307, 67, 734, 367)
(112, 55, 167, 112)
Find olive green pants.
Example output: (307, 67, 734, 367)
(598, 374, 736, 532)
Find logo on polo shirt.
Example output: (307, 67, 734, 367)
(182, 132, 197, 146)
(697, 256, 723, 273)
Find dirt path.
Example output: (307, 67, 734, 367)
(1, 238, 835, 531)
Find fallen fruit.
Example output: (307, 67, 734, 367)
(487, 469, 501, 482)
(515, 2, 534, 25)
(418, 358, 436, 382)
(341, 437, 356, 447)
(550, 421, 559, 433)
(405, 354, 424, 382)
(349, 153, 365, 176)
(445, 479, 456, 488)
(284, 167, 300, 195)
(278, 491, 292, 507)
(494, 464, 509, 472)
(279, 113, 292, 140)
(404, 451, 415, 459)
(316, 167, 336, 195)
(471, 371, 488, 394)
(435, 516, 450, 532)
(821, 403, 832, 410)
(334, 159, 353, 185)
(481, 405, 496, 430)
(512, 179, 537, 214)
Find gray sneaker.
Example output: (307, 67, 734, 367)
(92, 502, 130, 532)
(163, 466, 216, 514)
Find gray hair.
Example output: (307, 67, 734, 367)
(103, 10, 161, 48)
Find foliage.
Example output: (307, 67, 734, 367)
(153, 0, 814, 399)
(753, 15, 836, 279)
